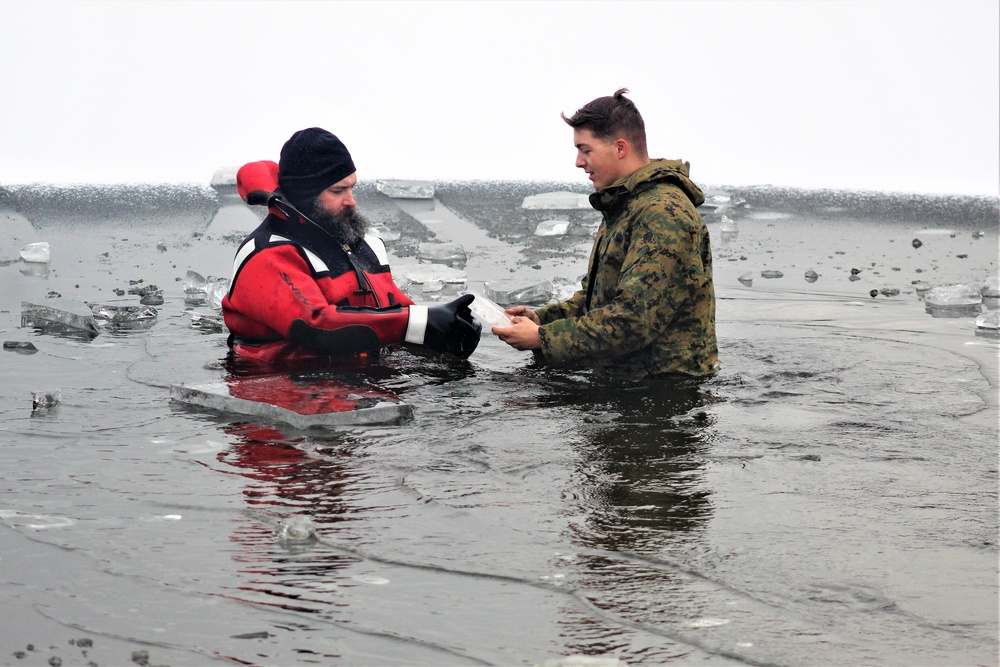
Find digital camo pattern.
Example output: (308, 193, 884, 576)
(535, 159, 719, 379)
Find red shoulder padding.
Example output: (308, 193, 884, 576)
(236, 160, 279, 205)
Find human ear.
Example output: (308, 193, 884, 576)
(615, 138, 629, 159)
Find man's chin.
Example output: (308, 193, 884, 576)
(307, 205, 369, 246)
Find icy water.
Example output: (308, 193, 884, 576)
(0, 183, 997, 667)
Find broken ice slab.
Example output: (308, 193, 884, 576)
(924, 284, 982, 318)
(395, 264, 467, 286)
(189, 311, 225, 333)
(170, 375, 413, 429)
(128, 281, 164, 305)
(738, 272, 754, 287)
(975, 311, 1000, 338)
(184, 269, 207, 288)
(376, 179, 435, 199)
(3, 341, 38, 354)
(19, 263, 50, 278)
(88, 304, 159, 331)
(206, 279, 230, 310)
(521, 191, 591, 210)
(981, 276, 1000, 310)
(19, 241, 51, 264)
(184, 270, 229, 309)
(32, 389, 61, 411)
(276, 516, 317, 544)
(534, 219, 569, 237)
(912, 281, 933, 299)
(21, 299, 99, 337)
(417, 242, 468, 268)
(482, 280, 555, 307)
(461, 291, 513, 328)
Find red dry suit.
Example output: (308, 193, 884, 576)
(222, 205, 421, 365)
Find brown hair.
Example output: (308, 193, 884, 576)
(562, 88, 648, 158)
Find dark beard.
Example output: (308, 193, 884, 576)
(306, 201, 370, 247)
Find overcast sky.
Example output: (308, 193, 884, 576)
(1, 0, 997, 196)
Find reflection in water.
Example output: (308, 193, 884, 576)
(541, 377, 725, 662)
(219, 421, 360, 613)
(570, 381, 716, 548)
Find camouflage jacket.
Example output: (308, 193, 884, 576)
(535, 159, 719, 379)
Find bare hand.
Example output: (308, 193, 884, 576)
(492, 316, 541, 350)
(503, 305, 540, 325)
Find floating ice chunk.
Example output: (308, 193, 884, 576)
(483, 280, 554, 307)
(32, 389, 61, 411)
(738, 272, 754, 287)
(522, 191, 591, 210)
(184, 270, 207, 290)
(760, 270, 784, 279)
(552, 276, 582, 301)
(397, 264, 467, 285)
(975, 311, 1000, 338)
(3, 341, 38, 354)
(352, 574, 390, 585)
(21, 299, 99, 336)
(417, 242, 467, 268)
(925, 284, 982, 318)
(981, 276, 1000, 310)
(190, 311, 225, 332)
(184, 271, 229, 309)
(170, 377, 413, 429)
(421, 280, 444, 293)
(534, 219, 570, 236)
(19, 241, 50, 263)
(206, 278, 230, 310)
(804, 270, 819, 283)
(912, 280, 933, 299)
(276, 516, 317, 543)
(89, 304, 159, 331)
(982, 276, 1000, 298)
(461, 291, 514, 328)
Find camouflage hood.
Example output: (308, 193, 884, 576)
(590, 159, 705, 213)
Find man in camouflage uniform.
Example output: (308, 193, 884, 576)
(493, 88, 718, 379)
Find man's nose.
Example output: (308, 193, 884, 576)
(575, 154, 586, 169)
(344, 191, 357, 207)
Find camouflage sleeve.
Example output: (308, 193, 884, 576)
(538, 193, 701, 365)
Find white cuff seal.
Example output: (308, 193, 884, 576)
(405, 305, 429, 345)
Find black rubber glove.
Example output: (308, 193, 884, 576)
(424, 294, 482, 359)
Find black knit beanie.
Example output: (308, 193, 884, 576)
(278, 127, 356, 211)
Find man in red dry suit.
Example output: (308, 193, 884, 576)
(222, 127, 480, 366)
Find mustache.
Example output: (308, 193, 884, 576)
(307, 201, 370, 245)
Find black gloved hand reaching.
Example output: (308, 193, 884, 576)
(423, 294, 482, 359)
